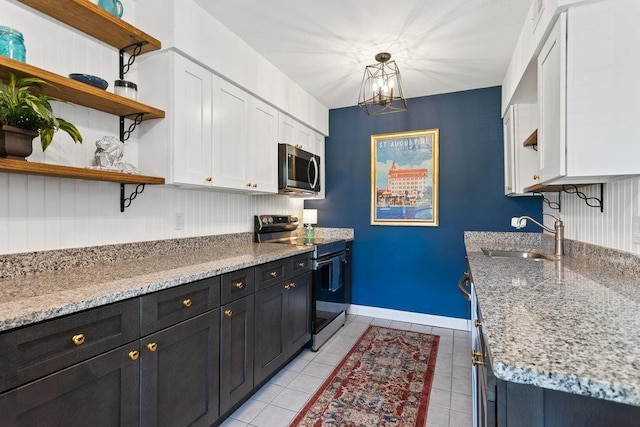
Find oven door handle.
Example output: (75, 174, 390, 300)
(313, 255, 344, 270)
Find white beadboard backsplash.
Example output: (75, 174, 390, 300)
(0, 1, 303, 255)
(542, 177, 640, 255)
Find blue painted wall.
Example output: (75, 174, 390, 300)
(305, 86, 542, 320)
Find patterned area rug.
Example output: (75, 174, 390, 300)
(290, 326, 440, 427)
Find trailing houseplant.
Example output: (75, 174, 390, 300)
(0, 73, 82, 159)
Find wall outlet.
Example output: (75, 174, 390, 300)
(633, 216, 640, 245)
(175, 213, 184, 230)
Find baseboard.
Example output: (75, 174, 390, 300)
(347, 304, 471, 331)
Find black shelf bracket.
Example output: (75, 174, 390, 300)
(560, 184, 604, 212)
(120, 183, 146, 212)
(119, 113, 145, 142)
(534, 192, 561, 211)
(119, 41, 147, 79)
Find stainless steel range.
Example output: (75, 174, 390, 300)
(255, 215, 348, 351)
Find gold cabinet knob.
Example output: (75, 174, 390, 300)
(246, 182, 252, 187)
(474, 320, 482, 327)
(284, 282, 295, 290)
(533, 174, 540, 180)
(224, 309, 233, 317)
(290, 282, 296, 288)
(205, 176, 212, 182)
(472, 350, 485, 358)
(128, 350, 140, 361)
(147, 342, 158, 352)
(298, 262, 305, 268)
(270, 271, 277, 278)
(506, 186, 512, 191)
(284, 284, 291, 290)
(234, 281, 244, 289)
(252, 184, 257, 188)
(182, 298, 192, 308)
(72, 334, 85, 346)
(472, 357, 485, 366)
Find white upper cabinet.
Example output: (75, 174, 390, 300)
(503, 103, 539, 195)
(277, 112, 318, 154)
(137, 51, 278, 193)
(504, 0, 640, 190)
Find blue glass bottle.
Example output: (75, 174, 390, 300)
(0, 26, 26, 63)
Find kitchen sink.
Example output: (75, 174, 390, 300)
(481, 248, 551, 261)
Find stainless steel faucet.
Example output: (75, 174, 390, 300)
(512, 214, 564, 257)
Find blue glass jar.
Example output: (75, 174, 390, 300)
(0, 26, 26, 63)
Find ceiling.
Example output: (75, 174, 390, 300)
(193, 0, 532, 110)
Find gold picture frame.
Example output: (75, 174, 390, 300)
(371, 129, 439, 226)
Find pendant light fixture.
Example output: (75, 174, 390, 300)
(358, 52, 408, 115)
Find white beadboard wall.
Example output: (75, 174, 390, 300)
(0, 1, 303, 255)
(542, 176, 640, 255)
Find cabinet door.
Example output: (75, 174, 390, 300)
(503, 106, 516, 195)
(286, 272, 311, 354)
(249, 98, 278, 193)
(211, 76, 251, 190)
(220, 295, 254, 415)
(140, 310, 220, 427)
(0, 345, 140, 427)
(173, 54, 213, 186)
(537, 13, 567, 183)
(254, 284, 287, 385)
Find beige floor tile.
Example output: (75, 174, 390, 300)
(449, 409, 472, 427)
(452, 375, 472, 396)
(432, 373, 452, 392)
(429, 387, 451, 408)
(426, 403, 450, 427)
(390, 320, 412, 330)
(371, 318, 392, 327)
(271, 387, 312, 412)
(301, 361, 336, 379)
(250, 405, 297, 427)
(287, 373, 325, 393)
(268, 369, 297, 387)
(219, 417, 250, 427)
(450, 392, 472, 413)
(312, 350, 344, 366)
(230, 399, 267, 423)
(410, 323, 433, 334)
(431, 327, 455, 338)
(252, 382, 285, 403)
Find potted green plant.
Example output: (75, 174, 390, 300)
(0, 73, 82, 160)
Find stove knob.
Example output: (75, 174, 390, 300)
(267, 217, 273, 224)
(261, 216, 269, 224)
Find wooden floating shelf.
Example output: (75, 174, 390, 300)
(17, 0, 161, 55)
(524, 183, 588, 193)
(0, 57, 165, 120)
(0, 158, 165, 185)
(523, 129, 538, 147)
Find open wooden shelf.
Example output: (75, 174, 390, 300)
(0, 158, 165, 185)
(524, 182, 589, 193)
(0, 57, 165, 120)
(523, 129, 538, 147)
(18, 0, 161, 55)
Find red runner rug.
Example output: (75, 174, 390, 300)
(290, 325, 440, 427)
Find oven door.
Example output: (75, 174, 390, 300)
(312, 252, 346, 334)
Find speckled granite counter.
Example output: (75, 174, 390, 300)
(0, 240, 313, 333)
(464, 231, 640, 406)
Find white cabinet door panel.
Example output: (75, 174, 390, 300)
(251, 99, 278, 193)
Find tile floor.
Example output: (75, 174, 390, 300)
(220, 314, 472, 427)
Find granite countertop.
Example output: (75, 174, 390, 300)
(0, 242, 313, 333)
(464, 232, 640, 406)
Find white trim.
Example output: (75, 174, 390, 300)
(347, 304, 471, 331)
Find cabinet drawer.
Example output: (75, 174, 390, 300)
(291, 253, 312, 277)
(255, 258, 291, 290)
(0, 298, 140, 394)
(221, 267, 255, 305)
(141, 276, 221, 336)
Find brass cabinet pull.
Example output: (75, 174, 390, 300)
(252, 184, 257, 188)
(234, 281, 244, 289)
(72, 334, 85, 346)
(284, 284, 291, 290)
(474, 320, 482, 327)
(472, 350, 485, 358)
(298, 262, 305, 268)
(205, 176, 212, 182)
(225, 309, 233, 317)
(128, 350, 140, 361)
(290, 282, 296, 288)
(506, 186, 512, 191)
(284, 282, 295, 290)
(246, 182, 252, 187)
(147, 342, 158, 352)
(472, 357, 486, 366)
(533, 174, 540, 180)
(270, 271, 277, 278)
(182, 298, 192, 308)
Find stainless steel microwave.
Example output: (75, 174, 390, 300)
(278, 143, 320, 195)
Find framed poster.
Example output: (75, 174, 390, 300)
(371, 129, 439, 226)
